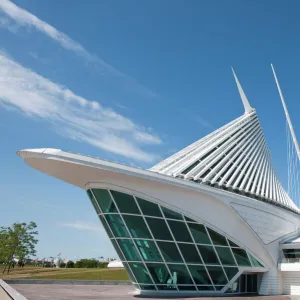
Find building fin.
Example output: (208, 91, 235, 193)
(232, 68, 253, 114)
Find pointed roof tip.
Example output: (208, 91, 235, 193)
(231, 67, 254, 114)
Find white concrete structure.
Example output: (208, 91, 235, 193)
(107, 260, 124, 268)
(17, 70, 300, 296)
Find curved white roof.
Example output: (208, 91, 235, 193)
(151, 71, 299, 213)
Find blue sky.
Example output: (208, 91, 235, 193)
(1, 0, 300, 260)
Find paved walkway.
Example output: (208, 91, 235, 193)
(10, 284, 296, 300)
(0, 286, 11, 300)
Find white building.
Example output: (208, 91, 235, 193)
(17, 68, 300, 296)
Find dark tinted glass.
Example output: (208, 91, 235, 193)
(206, 266, 227, 285)
(87, 190, 101, 214)
(161, 206, 183, 220)
(139, 285, 156, 290)
(105, 214, 129, 237)
(99, 215, 113, 238)
(157, 242, 183, 263)
(198, 245, 219, 265)
(224, 267, 239, 281)
(207, 228, 228, 246)
(129, 263, 152, 284)
(146, 263, 170, 284)
(249, 254, 264, 267)
(156, 285, 176, 290)
(167, 264, 193, 284)
(167, 220, 192, 242)
(215, 286, 225, 291)
(145, 217, 173, 240)
(110, 190, 140, 214)
(188, 265, 211, 284)
(117, 239, 141, 261)
(232, 248, 251, 266)
(137, 198, 162, 217)
(185, 216, 197, 222)
(178, 244, 202, 264)
(188, 223, 211, 244)
(122, 215, 151, 239)
(197, 286, 215, 290)
(177, 285, 196, 290)
(134, 240, 162, 262)
(215, 247, 236, 266)
(92, 189, 117, 213)
(110, 239, 125, 260)
(122, 262, 136, 282)
(228, 240, 239, 247)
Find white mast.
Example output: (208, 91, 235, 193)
(271, 64, 300, 160)
(232, 68, 253, 114)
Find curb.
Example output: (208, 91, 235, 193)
(0, 279, 28, 299)
(4, 279, 132, 286)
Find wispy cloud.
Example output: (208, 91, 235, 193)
(0, 0, 156, 98)
(59, 221, 103, 232)
(0, 51, 161, 162)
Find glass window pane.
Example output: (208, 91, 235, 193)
(145, 217, 173, 240)
(128, 263, 152, 284)
(99, 215, 113, 238)
(178, 285, 196, 291)
(248, 254, 264, 267)
(110, 190, 140, 214)
(105, 214, 130, 237)
(232, 248, 251, 266)
(139, 285, 156, 290)
(207, 228, 228, 246)
(206, 266, 228, 285)
(137, 198, 162, 217)
(87, 190, 101, 214)
(188, 265, 212, 284)
(122, 215, 151, 239)
(161, 206, 183, 220)
(228, 240, 239, 247)
(223, 267, 239, 281)
(92, 189, 117, 213)
(156, 285, 176, 290)
(197, 245, 219, 265)
(215, 247, 236, 266)
(157, 242, 183, 263)
(110, 239, 125, 261)
(167, 264, 194, 284)
(134, 240, 162, 262)
(197, 286, 215, 291)
(122, 262, 136, 282)
(185, 216, 197, 222)
(178, 244, 202, 264)
(146, 263, 171, 284)
(167, 220, 192, 242)
(117, 239, 141, 261)
(215, 286, 225, 291)
(188, 223, 211, 244)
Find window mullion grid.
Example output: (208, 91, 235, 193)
(226, 238, 239, 268)
(89, 190, 114, 240)
(185, 219, 216, 291)
(90, 189, 140, 287)
(103, 190, 141, 287)
(87, 189, 103, 215)
(133, 195, 175, 291)
(108, 190, 157, 289)
(160, 208, 198, 291)
(205, 226, 229, 284)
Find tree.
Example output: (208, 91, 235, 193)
(0, 222, 38, 274)
(66, 260, 75, 268)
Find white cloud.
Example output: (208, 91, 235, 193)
(0, 0, 156, 98)
(59, 221, 103, 232)
(0, 51, 161, 162)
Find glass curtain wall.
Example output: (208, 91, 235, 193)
(87, 188, 264, 292)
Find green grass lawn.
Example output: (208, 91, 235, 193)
(0, 266, 129, 281)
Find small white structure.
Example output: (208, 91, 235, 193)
(107, 260, 124, 268)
